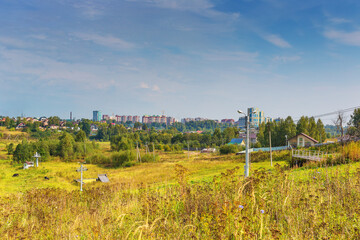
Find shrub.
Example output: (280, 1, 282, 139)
(343, 141, 360, 162)
(219, 144, 239, 155)
(86, 153, 110, 164)
(163, 144, 172, 152)
(111, 150, 136, 167)
(140, 153, 159, 163)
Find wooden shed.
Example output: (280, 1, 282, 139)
(288, 133, 318, 148)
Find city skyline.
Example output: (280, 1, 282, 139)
(0, 1, 359, 122)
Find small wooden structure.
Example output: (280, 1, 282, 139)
(288, 133, 318, 148)
(74, 174, 110, 184)
(98, 174, 109, 182)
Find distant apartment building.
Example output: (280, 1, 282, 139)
(181, 117, 210, 124)
(103, 114, 110, 121)
(166, 117, 176, 125)
(221, 119, 235, 124)
(113, 115, 141, 123)
(126, 116, 133, 122)
(133, 116, 140, 123)
(142, 115, 175, 125)
(238, 107, 276, 128)
(93, 110, 102, 122)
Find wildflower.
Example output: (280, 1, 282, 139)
(313, 176, 316, 179)
(238, 205, 244, 209)
(260, 209, 264, 214)
(317, 171, 321, 174)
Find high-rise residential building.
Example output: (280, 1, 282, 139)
(126, 116, 133, 122)
(133, 116, 140, 123)
(166, 117, 175, 125)
(238, 107, 271, 128)
(93, 110, 102, 122)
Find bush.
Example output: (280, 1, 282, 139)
(163, 145, 172, 152)
(219, 144, 239, 155)
(111, 150, 136, 167)
(86, 153, 109, 164)
(343, 142, 360, 162)
(140, 153, 159, 163)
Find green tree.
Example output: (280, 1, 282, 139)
(316, 119, 326, 142)
(349, 108, 360, 137)
(308, 117, 319, 140)
(6, 143, 14, 155)
(59, 132, 74, 160)
(79, 119, 91, 136)
(48, 116, 60, 126)
(212, 128, 222, 145)
(75, 130, 87, 142)
(296, 116, 309, 135)
(134, 122, 142, 129)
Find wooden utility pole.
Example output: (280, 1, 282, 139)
(152, 142, 155, 161)
(269, 130, 272, 167)
(188, 141, 190, 159)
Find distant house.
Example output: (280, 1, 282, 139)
(90, 124, 99, 136)
(239, 133, 257, 144)
(288, 133, 318, 148)
(49, 125, 59, 130)
(201, 148, 216, 153)
(228, 138, 245, 146)
(15, 123, 26, 130)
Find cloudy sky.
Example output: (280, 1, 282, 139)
(0, 0, 359, 121)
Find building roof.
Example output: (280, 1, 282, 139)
(288, 133, 319, 143)
(229, 138, 245, 144)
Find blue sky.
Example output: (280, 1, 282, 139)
(0, 0, 359, 121)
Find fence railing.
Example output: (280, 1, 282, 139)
(292, 149, 329, 161)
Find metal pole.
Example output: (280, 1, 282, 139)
(36, 157, 38, 167)
(245, 109, 250, 177)
(80, 164, 83, 192)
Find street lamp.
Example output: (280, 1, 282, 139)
(238, 108, 256, 177)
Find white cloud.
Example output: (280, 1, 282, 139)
(329, 18, 351, 24)
(73, 33, 135, 50)
(202, 50, 258, 62)
(127, 0, 239, 20)
(0, 37, 29, 48)
(57, 0, 106, 19)
(140, 82, 150, 89)
(263, 34, 291, 48)
(324, 29, 360, 46)
(152, 85, 160, 91)
(0, 47, 127, 90)
(128, 0, 213, 11)
(139, 82, 160, 92)
(273, 55, 301, 63)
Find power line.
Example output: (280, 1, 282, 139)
(294, 105, 360, 122)
(312, 106, 360, 118)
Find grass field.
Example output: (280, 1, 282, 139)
(2, 139, 360, 239)
(0, 144, 285, 195)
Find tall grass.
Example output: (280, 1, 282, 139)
(2, 163, 360, 239)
